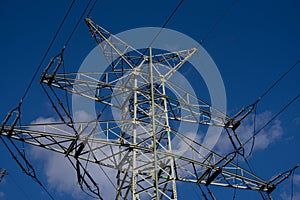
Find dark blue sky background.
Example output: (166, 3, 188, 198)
(0, 0, 299, 199)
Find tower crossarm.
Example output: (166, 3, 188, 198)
(40, 57, 231, 128)
(41, 69, 231, 127)
(0, 123, 278, 195)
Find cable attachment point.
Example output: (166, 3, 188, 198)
(40, 47, 65, 85)
(228, 98, 261, 130)
(224, 99, 261, 155)
(0, 169, 7, 183)
(267, 164, 299, 191)
(1, 104, 22, 138)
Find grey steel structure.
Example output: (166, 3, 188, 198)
(0, 18, 296, 199)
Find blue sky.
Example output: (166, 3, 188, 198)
(0, 0, 300, 199)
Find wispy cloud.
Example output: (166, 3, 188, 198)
(31, 148, 84, 198)
(293, 117, 300, 126)
(278, 172, 300, 200)
(29, 112, 117, 199)
(27, 112, 204, 199)
(214, 111, 283, 155)
(0, 192, 5, 200)
(27, 110, 285, 199)
(294, 173, 300, 186)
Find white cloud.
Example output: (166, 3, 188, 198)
(278, 172, 300, 200)
(31, 146, 118, 199)
(293, 117, 300, 126)
(29, 112, 117, 200)
(73, 110, 94, 122)
(27, 111, 207, 199)
(26, 109, 285, 199)
(214, 111, 283, 155)
(280, 192, 300, 200)
(31, 148, 84, 198)
(31, 116, 57, 126)
(294, 173, 300, 186)
(0, 192, 5, 200)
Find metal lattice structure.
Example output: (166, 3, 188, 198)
(0, 18, 296, 200)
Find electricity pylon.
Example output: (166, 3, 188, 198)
(0, 18, 296, 199)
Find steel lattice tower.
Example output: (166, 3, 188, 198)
(0, 18, 296, 200)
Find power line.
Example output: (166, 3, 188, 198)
(87, 0, 99, 18)
(1, 3, 101, 199)
(147, 0, 184, 48)
(2, 169, 55, 200)
(199, 0, 238, 45)
(244, 59, 299, 157)
(2, 1, 97, 196)
(65, 0, 96, 47)
(20, 0, 76, 102)
(243, 58, 300, 150)
(291, 169, 295, 200)
(36, 179, 56, 200)
(0, 136, 56, 200)
(232, 154, 239, 200)
(6, 171, 32, 200)
(259, 59, 300, 100)
(244, 93, 300, 146)
(246, 104, 257, 158)
(62, 0, 96, 115)
(289, 166, 299, 200)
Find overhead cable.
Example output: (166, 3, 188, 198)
(199, 0, 238, 45)
(259, 59, 300, 100)
(65, 0, 95, 47)
(244, 93, 300, 146)
(147, 0, 184, 48)
(20, 0, 76, 102)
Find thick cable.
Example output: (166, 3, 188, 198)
(6, 172, 31, 200)
(232, 154, 239, 200)
(0, 136, 55, 199)
(199, 0, 238, 45)
(240, 59, 299, 170)
(87, 0, 98, 18)
(36, 179, 56, 200)
(65, 0, 95, 46)
(244, 93, 300, 146)
(146, 0, 184, 48)
(246, 104, 257, 158)
(259, 59, 300, 100)
(239, 94, 300, 198)
(197, 185, 209, 200)
(60, 0, 96, 117)
(291, 169, 295, 200)
(20, 0, 76, 102)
